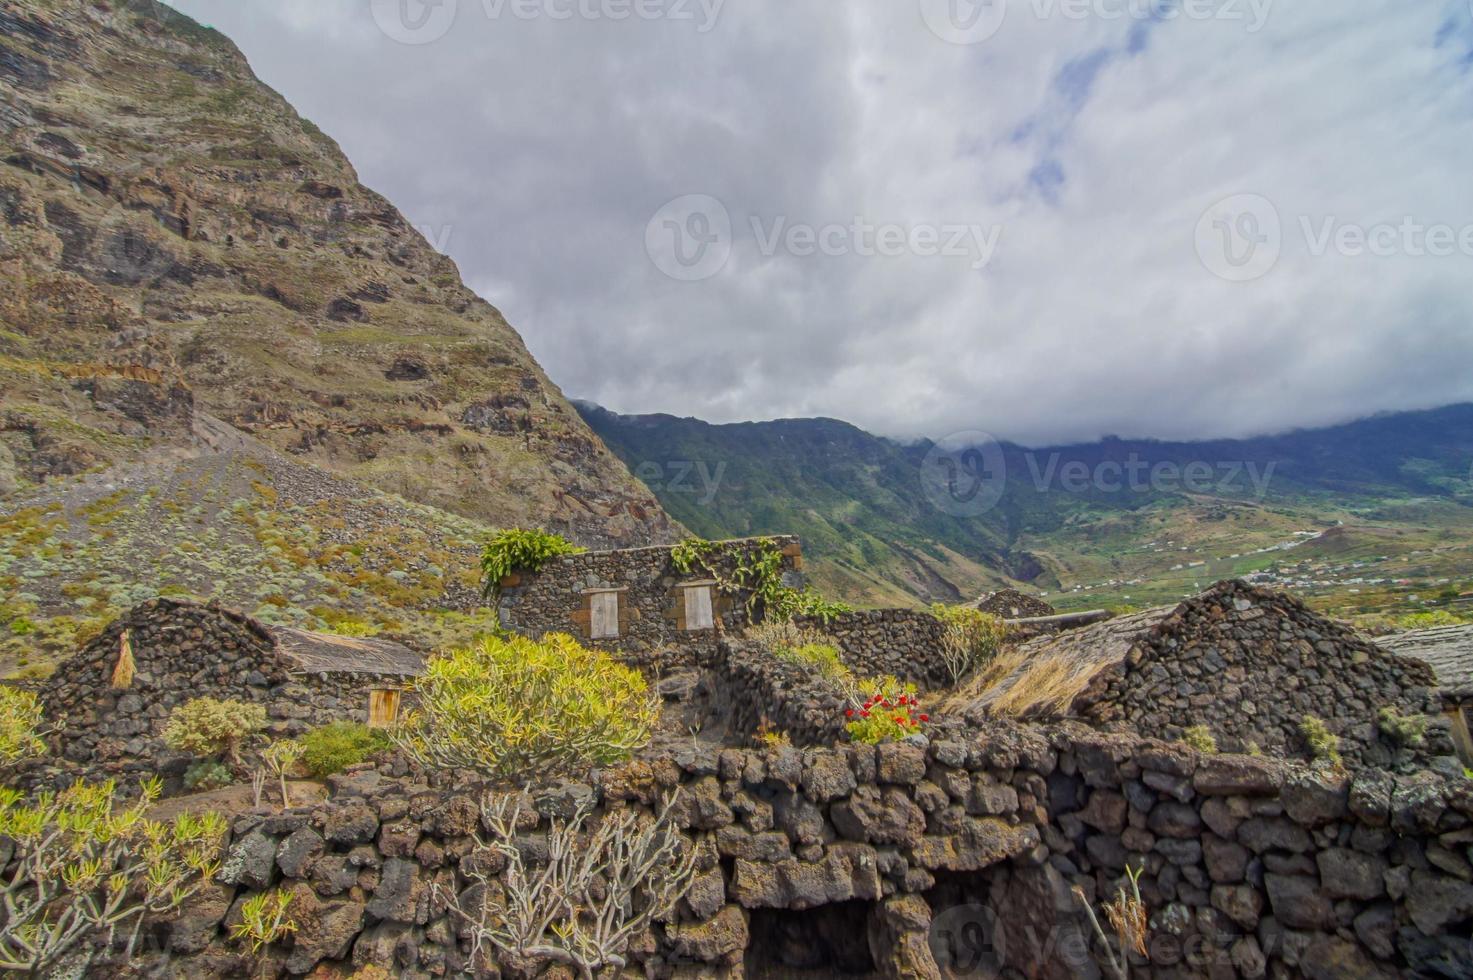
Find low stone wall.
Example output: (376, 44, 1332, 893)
(498, 537, 803, 655)
(796, 608, 951, 689)
(703, 638, 851, 746)
(1075, 582, 1450, 770)
(146, 727, 1473, 978)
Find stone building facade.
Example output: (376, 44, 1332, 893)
(495, 536, 804, 655)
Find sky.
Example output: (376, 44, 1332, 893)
(164, 0, 1473, 446)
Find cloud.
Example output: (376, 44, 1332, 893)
(166, 0, 1473, 445)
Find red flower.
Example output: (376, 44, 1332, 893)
(919, 714, 930, 722)
(845, 709, 854, 717)
(860, 710, 871, 718)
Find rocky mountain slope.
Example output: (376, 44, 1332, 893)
(0, 0, 676, 548)
(580, 402, 1473, 614)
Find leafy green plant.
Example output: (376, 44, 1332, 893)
(262, 739, 306, 807)
(231, 889, 298, 953)
(395, 632, 659, 779)
(299, 722, 392, 778)
(183, 759, 234, 792)
(0, 779, 226, 974)
(480, 528, 585, 598)
(1377, 707, 1428, 748)
(1180, 726, 1218, 753)
(745, 618, 833, 656)
(162, 697, 266, 762)
(0, 687, 46, 762)
(1300, 716, 1343, 766)
(776, 642, 854, 687)
(845, 684, 927, 744)
(930, 604, 1009, 684)
(672, 537, 850, 623)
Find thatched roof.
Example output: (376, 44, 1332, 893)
(268, 626, 424, 677)
(952, 606, 1172, 720)
(1380, 625, 1473, 693)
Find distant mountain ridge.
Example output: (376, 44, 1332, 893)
(578, 402, 1473, 607)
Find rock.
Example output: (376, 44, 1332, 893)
(1353, 903, 1397, 960)
(1405, 870, 1473, 934)
(683, 868, 727, 920)
(1147, 802, 1201, 839)
(729, 845, 882, 909)
(169, 881, 236, 954)
(876, 743, 927, 785)
(218, 831, 277, 890)
(276, 827, 325, 878)
(1077, 790, 1128, 834)
(1316, 848, 1387, 901)
(1283, 770, 1350, 826)
(284, 889, 366, 974)
(1203, 835, 1250, 883)
(667, 905, 748, 962)
(1238, 817, 1312, 854)
(910, 818, 1039, 872)
(323, 801, 379, 846)
(1211, 883, 1264, 930)
(869, 895, 942, 980)
(1300, 935, 1395, 980)
(366, 858, 430, 924)
(831, 788, 925, 845)
(1264, 874, 1333, 930)
(802, 753, 857, 803)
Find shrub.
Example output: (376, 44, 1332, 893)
(395, 632, 659, 779)
(776, 642, 854, 686)
(1377, 707, 1428, 748)
(448, 791, 696, 977)
(480, 528, 585, 598)
(1180, 726, 1218, 753)
(746, 618, 832, 656)
(183, 759, 235, 792)
(671, 537, 850, 623)
(931, 604, 1009, 684)
(163, 697, 267, 761)
(231, 889, 298, 954)
(846, 685, 927, 745)
(299, 722, 391, 778)
(0, 687, 46, 762)
(0, 779, 226, 974)
(1300, 716, 1343, 766)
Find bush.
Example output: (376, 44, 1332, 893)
(1377, 707, 1428, 748)
(1300, 716, 1343, 766)
(0, 779, 225, 974)
(846, 684, 927, 744)
(746, 618, 832, 656)
(0, 687, 46, 762)
(163, 697, 266, 761)
(231, 889, 298, 954)
(395, 633, 659, 780)
(931, 604, 1009, 684)
(1180, 725, 1218, 753)
(300, 722, 391, 778)
(480, 528, 585, 598)
(183, 759, 235, 792)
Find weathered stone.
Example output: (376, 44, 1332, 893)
(1238, 817, 1312, 854)
(1194, 755, 1284, 796)
(1211, 883, 1263, 930)
(1077, 790, 1128, 834)
(323, 801, 379, 846)
(1264, 873, 1333, 930)
(832, 788, 925, 845)
(1316, 848, 1387, 901)
(276, 827, 325, 879)
(730, 845, 882, 909)
(366, 857, 429, 924)
(1147, 802, 1201, 839)
(1203, 834, 1250, 883)
(801, 753, 857, 803)
(1283, 771, 1350, 827)
(910, 818, 1039, 872)
(668, 904, 748, 961)
(876, 742, 927, 785)
(1405, 870, 1473, 934)
(218, 830, 277, 889)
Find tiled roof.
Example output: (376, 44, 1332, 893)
(268, 626, 424, 677)
(1379, 625, 1473, 690)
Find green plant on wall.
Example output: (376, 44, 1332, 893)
(671, 537, 850, 623)
(480, 528, 586, 599)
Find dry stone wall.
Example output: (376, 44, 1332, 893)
(144, 728, 1473, 979)
(795, 608, 952, 689)
(1075, 583, 1450, 770)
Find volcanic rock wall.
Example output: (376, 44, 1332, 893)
(795, 608, 952, 689)
(152, 728, 1472, 979)
(1075, 583, 1447, 769)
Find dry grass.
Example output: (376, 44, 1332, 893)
(944, 645, 1107, 719)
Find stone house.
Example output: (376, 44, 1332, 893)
(37, 598, 423, 775)
(1380, 624, 1473, 763)
(495, 536, 804, 655)
(956, 580, 1449, 768)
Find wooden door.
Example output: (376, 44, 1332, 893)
(368, 689, 401, 728)
(591, 592, 620, 639)
(684, 586, 714, 630)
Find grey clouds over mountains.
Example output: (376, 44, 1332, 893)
(168, 0, 1473, 444)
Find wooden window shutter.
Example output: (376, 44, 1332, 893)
(368, 689, 401, 728)
(591, 591, 620, 639)
(684, 586, 715, 630)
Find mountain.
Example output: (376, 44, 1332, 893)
(0, 0, 676, 548)
(578, 402, 1473, 616)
